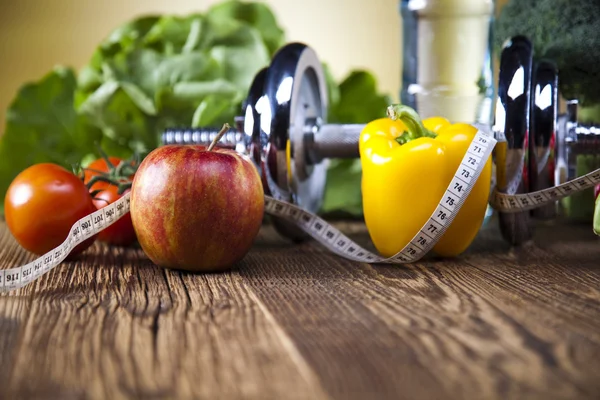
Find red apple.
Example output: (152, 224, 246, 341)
(130, 133, 264, 272)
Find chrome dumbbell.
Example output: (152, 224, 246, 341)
(162, 43, 365, 240)
(162, 40, 600, 244)
(494, 36, 600, 245)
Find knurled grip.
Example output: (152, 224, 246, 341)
(161, 123, 367, 160)
(161, 128, 241, 149)
(312, 124, 363, 159)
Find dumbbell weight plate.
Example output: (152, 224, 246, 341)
(530, 60, 559, 220)
(495, 36, 535, 245)
(244, 67, 269, 174)
(260, 42, 329, 241)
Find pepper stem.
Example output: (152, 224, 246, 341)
(386, 104, 436, 144)
(207, 123, 231, 152)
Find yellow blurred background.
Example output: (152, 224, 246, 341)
(0, 0, 508, 132)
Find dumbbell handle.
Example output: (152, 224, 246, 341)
(310, 124, 362, 160)
(161, 123, 364, 160)
(162, 127, 242, 149)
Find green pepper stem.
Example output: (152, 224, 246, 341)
(386, 104, 436, 144)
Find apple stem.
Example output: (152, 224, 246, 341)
(207, 123, 231, 152)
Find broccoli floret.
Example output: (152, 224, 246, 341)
(494, 0, 600, 108)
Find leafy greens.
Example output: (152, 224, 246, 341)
(0, 0, 390, 217)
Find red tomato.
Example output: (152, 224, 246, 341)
(83, 157, 137, 246)
(4, 163, 97, 256)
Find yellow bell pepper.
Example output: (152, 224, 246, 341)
(358, 104, 492, 258)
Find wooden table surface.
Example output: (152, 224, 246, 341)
(1, 218, 599, 400)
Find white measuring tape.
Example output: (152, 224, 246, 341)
(491, 168, 600, 213)
(1, 129, 599, 294)
(0, 194, 131, 293)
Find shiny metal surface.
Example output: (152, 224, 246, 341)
(259, 43, 329, 240)
(262, 43, 329, 213)
(530, 60, 558, 219)
(161, 128, 242, 150)
(494, 35, 534, 245)
(310, 122, 362, 161)
(244, 68, 269, 174)
(158, 40, 600, 244)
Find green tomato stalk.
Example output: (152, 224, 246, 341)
(81, 147, 140, 196)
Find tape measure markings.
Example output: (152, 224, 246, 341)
(0, 195, 130, 293)
(395, 132, 495, 263)
(490, 167, 600, 213)
(266, 129, 497, 265)
(3, 128, 600, 293)
(1, 130, 496, 292)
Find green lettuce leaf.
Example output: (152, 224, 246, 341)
(321, 70, 392, 217)
(0, 1, 391, 219)
(143, 15, 204, 54)
(72, 13, 272, 159)
(0, 67, 102, 212)
(320, 159, 364, 217)
(328, 70, 391, 124)
(206, 0, 285, 56)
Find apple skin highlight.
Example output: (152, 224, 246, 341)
(130, 145, 265, 272)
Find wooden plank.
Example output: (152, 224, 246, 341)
(241, 222, 600, 400)
(1, 218, 600, 400)
(0, 222, 327, 400)
(0, 225, 36, 389)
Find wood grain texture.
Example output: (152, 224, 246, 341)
(0, 223, 327, 400)
(1, 218, 600, 400)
